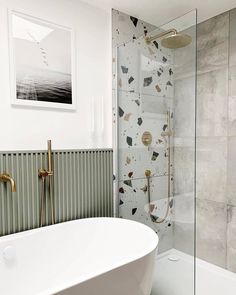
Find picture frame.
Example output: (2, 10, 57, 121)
(8, 10, 76, 111)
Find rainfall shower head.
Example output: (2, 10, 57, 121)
(145, 28, 192, 49)
(161, 33, 192, 49)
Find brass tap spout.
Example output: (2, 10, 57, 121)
(0, 173, 16, 192)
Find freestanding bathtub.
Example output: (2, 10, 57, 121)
(0, 217, 158, 295)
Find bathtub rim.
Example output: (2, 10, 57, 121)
(0, 217, 158, 248)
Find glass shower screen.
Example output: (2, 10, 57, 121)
(114, 9, 197, 295)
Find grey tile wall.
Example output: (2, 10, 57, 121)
(197, 12, 229, 74)
(227, 206, 236, 272)
(196, 8, 236, 272)
(196, 199, 227, 268)
(197, 137, 227, 204)
(197, 69, 228, 137)
(227, 137, 236, 206)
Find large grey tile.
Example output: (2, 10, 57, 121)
(174, 193, 195, 255)
(197, 12, 229, 50)
(229, 65, 236, 97)
(174, 75, 196, 138)
(228, 205, 236, 223)
(228, 66, 236, 135)
(196, 137, 227, 203)
(197, 42, 228, 74)
(228, 102, 236, 139)
(197, 68, 228, 137)
(196, 198, 227, 268)
(227, 137, 236, 206)
(157, 226, 174, 254)
(229, 8, 236, 67)
(227, 205, 236, 273)
(197, 12, 229, 73)
(174, 144, 195, 196)
(228, 183, 236, 207)
(174, 26, 196, 80)
(227, 247, 236, 273)
(174, 221, 194, 255)
(227, 218, 236, 249)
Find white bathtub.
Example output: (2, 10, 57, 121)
(0, 217, 158, 295)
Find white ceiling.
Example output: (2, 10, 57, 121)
(80, 0, 236, 26)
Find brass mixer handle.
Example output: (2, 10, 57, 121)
(145, 170, 152, 177)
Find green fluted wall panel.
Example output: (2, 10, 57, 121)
(0, 149, 113, 236)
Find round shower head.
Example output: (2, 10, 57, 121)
(161, 33, 192, 49)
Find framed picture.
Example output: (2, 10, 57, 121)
(8, 10, 76, 110)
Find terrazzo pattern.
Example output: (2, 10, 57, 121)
(112, 9, 174, 253)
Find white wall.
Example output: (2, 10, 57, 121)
(0, 0, 112, 151)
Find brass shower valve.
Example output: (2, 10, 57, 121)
(145, 170, 152, 177)
(38, 169, 53, 177)
(142, 131, 152, 146)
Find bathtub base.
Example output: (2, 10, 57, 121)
(57, 250, 156, 295)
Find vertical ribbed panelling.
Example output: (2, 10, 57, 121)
(0, 149, 113, 236)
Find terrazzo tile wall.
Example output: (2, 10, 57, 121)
(112, 10, 175, 253)
(196, 9, 236, 272)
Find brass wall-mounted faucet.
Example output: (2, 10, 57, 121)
(38, 140, 55, 226)
(0, 173, 16, 192)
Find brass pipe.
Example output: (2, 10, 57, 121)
(38, 140, 55, 226)
(49, 177, 55, 224)
(0, 173, 16, 192)
(48, 140, 55, 225)
(145, 170, 152, 212)
(145, 29, 177, 44)
(39, 175, 46, 227)
(48, 140, 52, 173)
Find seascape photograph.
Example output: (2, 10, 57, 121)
(11, 12, 73, 107)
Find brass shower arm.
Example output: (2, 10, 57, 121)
(145, 28, 178, 44)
